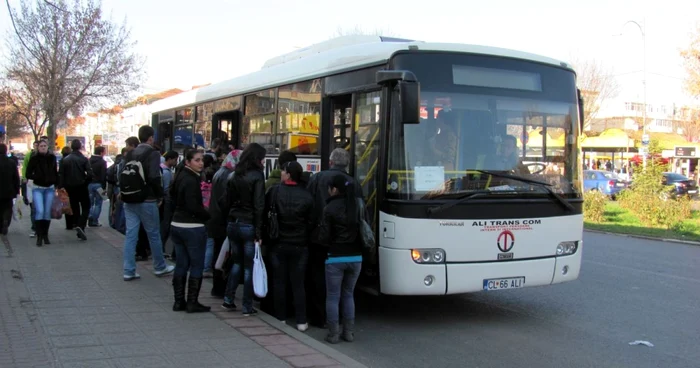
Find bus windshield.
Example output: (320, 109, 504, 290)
(386, 54, 582, 200)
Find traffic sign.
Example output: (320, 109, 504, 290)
(642, 134, 650, 145)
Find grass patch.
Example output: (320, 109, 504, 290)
(584, 201, 700, 242)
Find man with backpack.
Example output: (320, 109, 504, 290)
(120, 126, 174, 281)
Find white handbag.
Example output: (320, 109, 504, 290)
(252, 241, 268, 298)
(214, 238, 230, 271)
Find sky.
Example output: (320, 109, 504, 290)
(2, 0, 700, 108)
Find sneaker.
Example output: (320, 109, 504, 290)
(123, 273, 141, 281)
(243, 308, 258, 317)
(297, 323, 309, 332)
(153, 264, 175, 277)
(222, 302, 237, 311)
(76, 227, 87, 241)
(29, 232, 36, 238)
(88, 223, 102, 228)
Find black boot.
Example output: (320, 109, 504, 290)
(35, 220, 44, 246)
(172, 276, 187, 312)
(186, 277, 211, 313)
(43, 220, 51, 245)
(325, 322, 340, 344)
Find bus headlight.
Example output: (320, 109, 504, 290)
(411, 249, 446, 264)
(556, 241, 578, 256)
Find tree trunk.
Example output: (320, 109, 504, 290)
(47, 117, 56, 153)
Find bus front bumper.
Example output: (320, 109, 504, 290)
(379, 247, 581, 295)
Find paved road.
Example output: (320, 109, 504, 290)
(306, 232, 700, 368)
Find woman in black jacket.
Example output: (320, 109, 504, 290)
(25, 140, 58, 246)
(268, 161, 314, 331)
(169, 149, 211, 313)
(318, 174, 363, 344)
(221, 143, 267, 316)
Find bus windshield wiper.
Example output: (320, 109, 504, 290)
(472, 170, 575, 212)
(426, 190, 496, 217)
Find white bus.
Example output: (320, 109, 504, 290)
(150, 35, 584, 295)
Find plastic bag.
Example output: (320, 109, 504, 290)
(56, 189, 72, 216)
(253, 241, 268, 298)
(50, 198, 64, 219)
(215, 237, 230, 271)
(12, 199, 22, 220)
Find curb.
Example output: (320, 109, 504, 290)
(95, 224, 368, 368)
(583, 229, 700, 246)
(256, 312, 367, 368)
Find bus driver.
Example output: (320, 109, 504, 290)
(496, 135, 529, 175)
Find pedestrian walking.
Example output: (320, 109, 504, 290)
(25, 140, 58, 246)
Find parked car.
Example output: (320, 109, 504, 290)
(661, 172, 698, 199)
(583, 170, 628, 199)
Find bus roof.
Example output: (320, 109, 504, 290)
(150, 36, 572, 114)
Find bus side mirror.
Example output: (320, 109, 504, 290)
(398, 81, 420, 124)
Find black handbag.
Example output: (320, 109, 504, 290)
(356, 197, 376, 251)
(267, 186, 280, 240)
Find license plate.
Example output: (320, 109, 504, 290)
(616, 183, 626, 187)
(689, 190, 697, 194)
(483, 277, 525, 291)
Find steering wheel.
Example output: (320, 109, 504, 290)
(525, 163, 547, 175)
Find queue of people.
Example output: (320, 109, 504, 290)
(4, 124, 370, 344)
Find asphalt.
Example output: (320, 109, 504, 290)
(305, 231, 700, 368)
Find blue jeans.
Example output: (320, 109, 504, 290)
(204, 237, 214, 272)
(32, 187, 55, 221)
(88, 183, 103, 225)
(223, 222, 256, 312)
(123, 202, 167, 276)
(30, 202, 36, 230)
(325, 262, 362, 325)
(171, 226, 207, 278)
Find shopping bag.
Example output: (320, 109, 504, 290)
(12, 199, 22, 220)
(215, 237, 230, 271)
(50, 198, 64, 219)
(252, 241, 268, 298)
(56, 189, 72, 216)
(26, 180, 34, 204)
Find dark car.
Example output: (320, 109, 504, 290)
(662, 172, 698, 199)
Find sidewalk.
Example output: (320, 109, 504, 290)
(0, 211, 365, 368)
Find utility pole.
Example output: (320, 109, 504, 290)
(621, 19, 647, 168)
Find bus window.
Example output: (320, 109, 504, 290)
(277, 80, 321, 154)
(195, 103, 214, 150)
(244, 89, 276, 153)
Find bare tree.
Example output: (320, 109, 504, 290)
(3, 0, 144, 149)
(332, 25, 402, 38)
(570, 57, 620, 131)
(1, 85, 49, 140)
(681, 23, 700, 100)
(675, 106, 700, 142)
(0, 89, 32, 138)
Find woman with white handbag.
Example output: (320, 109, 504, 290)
(220, 143, 267, 316)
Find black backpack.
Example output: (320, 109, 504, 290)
(106, 163, 118, 185)
(119, 148, 152, 203)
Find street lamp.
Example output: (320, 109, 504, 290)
(619, 19, 647, 167)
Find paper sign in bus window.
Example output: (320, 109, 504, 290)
(414, 166, 445, 191)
